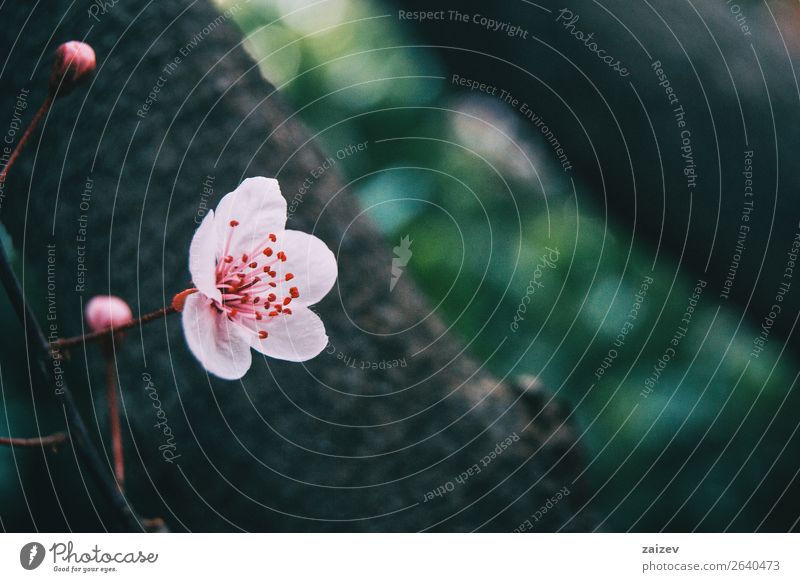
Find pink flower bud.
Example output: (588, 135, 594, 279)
(49, 41, 96, 97)
(85, 296, 133, 333)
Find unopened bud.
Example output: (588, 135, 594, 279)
(85, 295, 133, 333)
(49, 41, 96, 97)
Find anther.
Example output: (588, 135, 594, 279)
(285, 273, 294, 281)
(289, 287, 299, 298)
(258, 331, 268, 339)
(230, 220, 239, 227)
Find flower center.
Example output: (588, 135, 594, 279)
(212, 221, 300, 340)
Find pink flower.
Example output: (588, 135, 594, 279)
(181, 177, 337, 379)
(50, 41, 96, 97)
(85, 296, 133, 333)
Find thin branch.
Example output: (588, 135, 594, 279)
(104, 348, 125, 491)
(0, 431, 68, 448)
(0, 95, 53, 184)
(56, 305, 177, 349)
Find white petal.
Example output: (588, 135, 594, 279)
(188, 210, 221, 303)
(214, 177, 287, 258)
(181, 293, 252, 380)
(248, 306, 328, 362)
(274, 230, 337, 306)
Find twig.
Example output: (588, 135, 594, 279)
(0, 431, 68, 449)
(103, 344, 125, 491)
(0, 95, 53, 184)
(56, 305, 177, 349)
